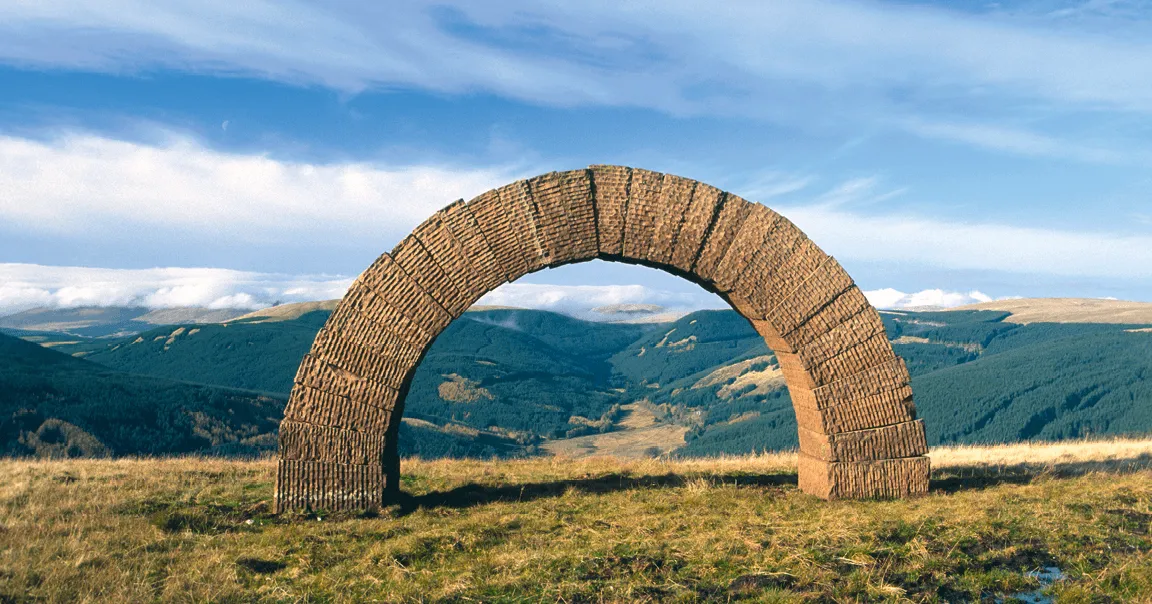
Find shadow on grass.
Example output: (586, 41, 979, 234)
(393, 471, 797, 516)
(930, 453, 1152, 494)
(391, 454, 1152, 514)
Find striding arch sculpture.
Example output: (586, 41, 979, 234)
(275, 165, 930, 512)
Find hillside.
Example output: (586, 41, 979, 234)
(8, 303, 1152, 460)
(0, 331, 524, 461)
(954, 297, 1152, 324)
(3, 440, 1151, 601)
(0, 331, 284, 457)
(83, 310, 332, 394)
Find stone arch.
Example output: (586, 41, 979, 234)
(275, 165, 930, 512)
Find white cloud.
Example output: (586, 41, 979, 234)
(779, 203, 1152, 280)
(0, 261, 1023, 322)
(476, 283, 725, 315)
(865, 288, 994, 310)
(0, 263, 353, 315)
(0, 132, 514, 243)
(3, 129, 1152, 285)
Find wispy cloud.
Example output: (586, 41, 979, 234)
(809, 176, 908, 209)
(779, 203, 1152, 280)
(0, 263, 353, 314)
(899, 118, 1137, 165)
(5, 1, 1152, 122)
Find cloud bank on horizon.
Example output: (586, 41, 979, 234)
(0, 263, 997, 317)
(1, 0, 1150, 303)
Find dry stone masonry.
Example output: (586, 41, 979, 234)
(275, 165, 931, 512)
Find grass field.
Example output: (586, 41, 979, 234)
(3, 439, 1152, 602)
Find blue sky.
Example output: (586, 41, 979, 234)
(1, 0, 1151, 314)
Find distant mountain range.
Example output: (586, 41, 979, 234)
(0, 306, 252, 338)
(1, 298, 1150, 459)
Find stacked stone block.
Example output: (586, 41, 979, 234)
(275, 165, 931, 512)
(622, 169, 665, 260)
(668, 183, 725, 274)
(590, 165, 631, 257)
(693, 194, 754, 281)
(646, 175, 697, 265)
(529, 170, 599, 265)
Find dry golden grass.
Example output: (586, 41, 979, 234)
(2, 439, 1151, 602)
(954, 297, 1152, 324)
(929, 436, 1152, 469)
(229, 300, 340, 323)
(541, 403, 690, 459)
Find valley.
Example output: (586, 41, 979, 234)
(1, 298, 1151, 461)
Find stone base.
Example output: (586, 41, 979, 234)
(274, 459, 385, 513)
(797, 453, 930, 500)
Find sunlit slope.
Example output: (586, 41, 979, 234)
(954, 297, 1152, 324)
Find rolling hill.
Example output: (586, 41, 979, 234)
(0, 331, 284, 458)
(0, 305, 251, 338)
(4, 298, 1151, 459)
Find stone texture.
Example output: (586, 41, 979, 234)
(622, 169, 665, 261)
(283, 384, 392, 434)
(357, 253, 452, 338)
(761, 260, 857, 341)
(530, 169, 598, 265)
(279, 420, 388, 465)
(591, 165, 630, 257)
(669, 183, 725, 274)
(711, 204, 782, 293)
(323, 301, 421, 368)
(391, 235, 467, 317)
(793, 383, 917, 434)
(798, 454, 931, 500)
(441, 201, 507, 294)
(466, 189, 532, 282)
(308, 327, 414, 391)
(291, 355, 399, 413)
(693, 194, 753, 282)
(275, 165, 930, 512)
(647, 174, 697, 265)
(338, 283, 431, 350)
(798, 420, 928, 462)
(275, 459, 384, 513)
(497, 180, 549, 272)
(412, 207, 488, 311)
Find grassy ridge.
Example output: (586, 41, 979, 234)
(2, 440, 1151, 601)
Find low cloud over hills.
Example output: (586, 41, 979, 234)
(1, 262, 1033, 321)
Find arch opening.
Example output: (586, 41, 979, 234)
(275, 165, 930, 512)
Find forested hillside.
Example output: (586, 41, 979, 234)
(0, 330, 523, 460)
(3, 302, 1151, 459)
(0, 332, 283, 458)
